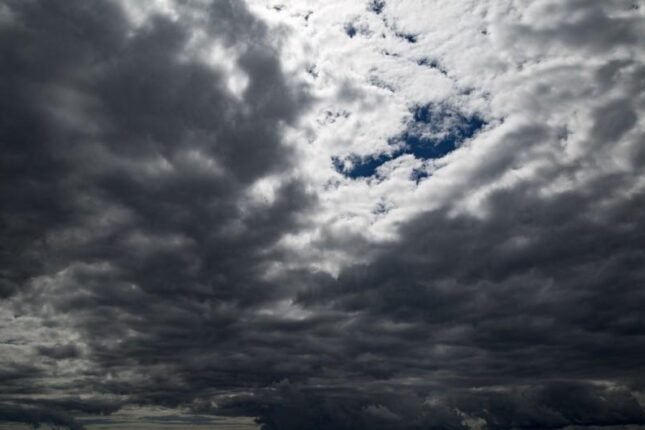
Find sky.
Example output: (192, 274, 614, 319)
(1, 0, 645, 429)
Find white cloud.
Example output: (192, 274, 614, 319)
(242, 0, 645, 274)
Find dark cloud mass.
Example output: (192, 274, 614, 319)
(1, 0, 645, 429)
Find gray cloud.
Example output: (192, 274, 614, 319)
(503, 0, 644, 54)
(0, 403, 86, 430)
(1, 0, 313, 427)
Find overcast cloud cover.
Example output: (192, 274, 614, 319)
(1, 0, 645, 429)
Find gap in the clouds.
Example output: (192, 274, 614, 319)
(332, 104, 486, 180)
(332, 153, 392, 179)
(368, 0, 386, 15)
(372, 200, 391, 215)
(344, 23, 358, 38)
(410, 167, 430, 184)
(417, 58, 448, 76)
(396, 32, 418, 43)
(404, 104, 486, 160)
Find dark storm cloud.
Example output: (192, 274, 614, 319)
(298, 173, 645, 377)
(453, 383, 645, 430)
(1, 0, 645, 429)
(209, 381, 645, 430)
(0, 403, 85, 430)
(1, 0, 313, 427)
(219, 178, 645, 428)
(210, 384, 468, 430)
(36, 342, 82, 360)
(0, 0, 310, 293)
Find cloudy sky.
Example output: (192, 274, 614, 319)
(1, 0, 645, 429)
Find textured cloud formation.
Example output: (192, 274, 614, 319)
(1, 0, 645, 429)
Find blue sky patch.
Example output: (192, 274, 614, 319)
(332, 153, 393, 179)
(403, 104, 486, 159)
(417, 58, 448, 75)
(410, 167, 431, 184)
(396, 32, 418, 43)
(368, 0, 386, 14)
(344, 23, 357, 38)
(333, 104, 486, 180)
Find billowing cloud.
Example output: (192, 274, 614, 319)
(1, 0, 644, 429)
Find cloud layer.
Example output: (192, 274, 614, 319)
(1, 0, 644, 429)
